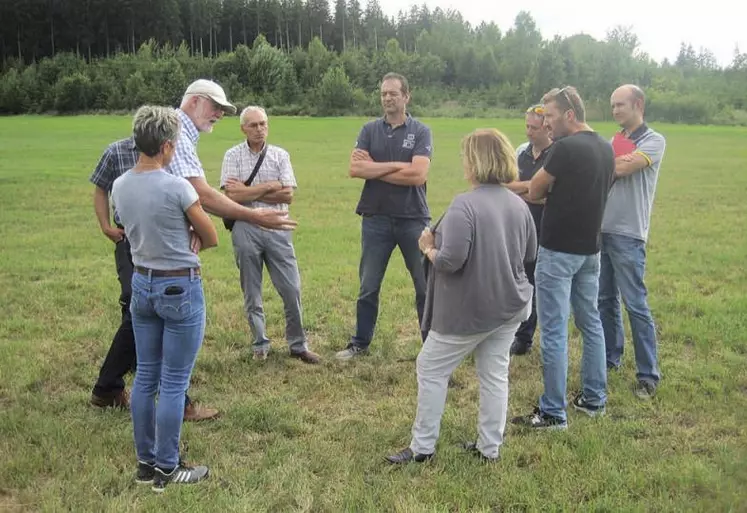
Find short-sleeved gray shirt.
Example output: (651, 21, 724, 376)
(602, 124, 666, 242)
(353, 114, 433, 219)
(111, 170, 200, 270)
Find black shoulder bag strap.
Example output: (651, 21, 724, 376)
(223, 145, 269, 231)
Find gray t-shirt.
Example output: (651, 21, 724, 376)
(601, 125, 666, 242)
(422, 184, 537, 336)
(111, 170, 200, 270)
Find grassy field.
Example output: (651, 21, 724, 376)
(0, 115, 746, 512)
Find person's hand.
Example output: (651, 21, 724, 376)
(190, 230, 202, 253)
(263, 180, 284, 193)
(223, 178, 247, 192)
(418, 227, 434, 253)
(616, 153, 636, 163)
(352, 149, 372, 161)
(103, 226, 125, 243)
(252, 208, 297, 231)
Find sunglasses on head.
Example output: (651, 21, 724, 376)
(526, 105, 545, 115)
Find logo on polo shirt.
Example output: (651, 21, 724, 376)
(403, 133, 415, 149)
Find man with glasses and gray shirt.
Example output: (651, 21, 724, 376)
(221, 106, 320, 364)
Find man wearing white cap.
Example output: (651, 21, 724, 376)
(169, 79, 297, 233)
(159, 79, 295, 421)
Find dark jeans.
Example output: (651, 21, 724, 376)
(92, 237, 191, 406)
(514, 259, 538, 344)
(350, 215, 428, 349)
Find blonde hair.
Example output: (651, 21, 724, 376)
(132, 105, 179, 157)
(461, 128, 518, 185)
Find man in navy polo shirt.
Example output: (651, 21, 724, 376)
(336, 72, 433, 360)
(506, 104, 553, 356)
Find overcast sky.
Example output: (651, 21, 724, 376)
(377, 0, 744, 67)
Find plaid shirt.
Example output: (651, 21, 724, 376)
(220, 142, 297, 212)
(166, 109, 205, 179)
(89, 137, 139, 226)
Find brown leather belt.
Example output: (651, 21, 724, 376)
(134, 266, 200, 277)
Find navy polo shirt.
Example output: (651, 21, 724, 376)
(516, 141, 551, 232)
(353, 115, 433, 219)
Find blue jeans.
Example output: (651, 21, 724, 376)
(536, 246, 607, 421)
(130, 270, 205, 470)
(351, 215, 428, 349)
(598, 233, 660, 385)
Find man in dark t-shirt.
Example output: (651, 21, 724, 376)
(512, 86, 615, 431)
(336, 72, 433, 360)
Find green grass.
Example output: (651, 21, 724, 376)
(1, 115, 746, 512)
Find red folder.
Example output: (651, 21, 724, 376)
(612, 132, 637, 157)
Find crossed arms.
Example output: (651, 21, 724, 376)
(223, 179, 294, 205)
(349, 149, 430, 186)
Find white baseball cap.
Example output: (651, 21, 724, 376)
(184, 79, 236, 115)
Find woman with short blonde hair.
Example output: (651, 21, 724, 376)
(112, 105, 219, 491)
(386, 128, 537, 463)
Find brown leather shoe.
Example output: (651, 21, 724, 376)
(290, 349, 321, 364)
(183, 402, 219, 422)
(90, 389, 129, 409)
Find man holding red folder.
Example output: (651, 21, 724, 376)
(599, 85, 666, 399)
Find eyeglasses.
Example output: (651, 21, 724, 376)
(526, 105, 544, 115)
(243, 120, 267, 129)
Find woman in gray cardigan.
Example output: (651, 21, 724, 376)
(386, 128, 537, 463)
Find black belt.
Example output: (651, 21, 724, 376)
(134, 266, 200, 277)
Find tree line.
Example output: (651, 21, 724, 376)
(1, 1, 746, 124)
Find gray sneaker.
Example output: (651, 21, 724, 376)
(634, 380, 656, 400)
(335, 345, 368, 361)
(152, 462, 209, 493)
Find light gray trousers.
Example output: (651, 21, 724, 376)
(409, 300, 531, 459)
(231, 221, 307, 354)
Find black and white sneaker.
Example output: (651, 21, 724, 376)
(135, 461, 155, 484)
(571, 393, 606, 417)
(634, 380, 657, 400)
(511, 407, 568, 431)
(152, 462, 209, 492)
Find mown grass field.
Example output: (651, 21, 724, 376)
(0, 115, 746, 512)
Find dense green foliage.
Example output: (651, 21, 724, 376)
(2, 1, 747, 123)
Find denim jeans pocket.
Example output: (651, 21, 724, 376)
(157, 286, 192, 321)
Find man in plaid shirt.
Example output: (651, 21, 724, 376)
(89, 137, 211, 421)
(220, 106, 320, 364)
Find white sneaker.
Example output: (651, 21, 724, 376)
(335, 346, 368, 360)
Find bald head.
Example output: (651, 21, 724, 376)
(611, 84, 645, 130)
(615, 84, 645, 106)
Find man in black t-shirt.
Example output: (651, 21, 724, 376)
(512, 86, 615, 431)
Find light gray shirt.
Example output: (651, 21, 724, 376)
(602, 126, 666, 242)
(111, 170, 200, 270)
(423, 184, 537, 336)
